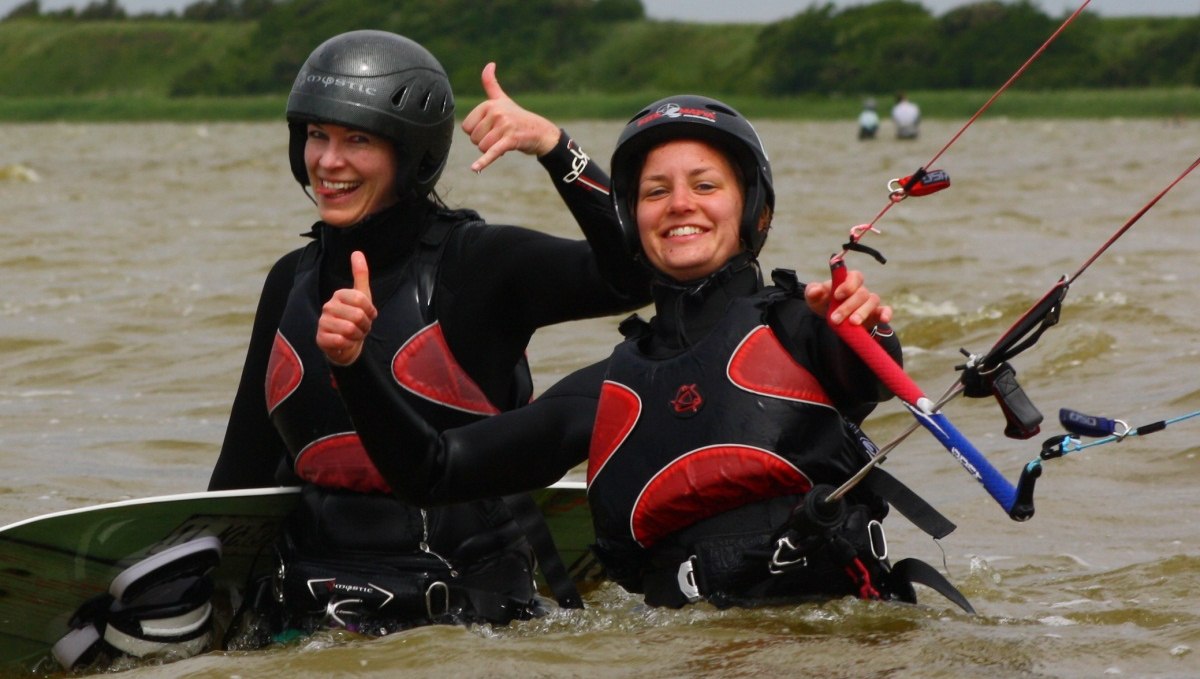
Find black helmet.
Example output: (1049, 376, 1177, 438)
(286, 30, 455, 199)
(610, 95, 775, 260)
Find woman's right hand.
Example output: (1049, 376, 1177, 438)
(317, 250, 377, 366)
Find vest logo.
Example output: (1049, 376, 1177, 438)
(670, 384, 704, 416)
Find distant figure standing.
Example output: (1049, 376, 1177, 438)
(892, 93, 920, 140)
(857, 98, 879, 140)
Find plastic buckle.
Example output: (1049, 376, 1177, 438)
(676, 557, 701, 603)
(425, 581, 450, 619)
(868, 520, 888, 561)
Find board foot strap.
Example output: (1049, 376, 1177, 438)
(52, 536, 221, 670)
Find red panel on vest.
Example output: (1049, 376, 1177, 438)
(266, 331, 303, 414)
(588, 381, 641, 485)
(392, 322, 500, 415)
(294, 432, 392, 494)
(728, 326, 833, 405)
(631, 444, 812, 548)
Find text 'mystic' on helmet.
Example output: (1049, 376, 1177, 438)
(610, 95, 776, 261)
(286, 30, 455, 200)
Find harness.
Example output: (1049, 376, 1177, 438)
(267, 528, 542, 634)
(627, 487, 971, 613)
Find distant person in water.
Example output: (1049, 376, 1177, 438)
(891, 93, 920, 140)
(857, 98, 879, 140)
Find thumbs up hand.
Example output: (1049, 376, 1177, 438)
(461, 62, 561, 173)
(318, 250, 378, 366)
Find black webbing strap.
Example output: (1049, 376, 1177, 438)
(503, 493, 584, 609)
(862, 467, 957, 539)
(890, 558, 976, 614)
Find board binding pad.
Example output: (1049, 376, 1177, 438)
(0, 481, 592, 674)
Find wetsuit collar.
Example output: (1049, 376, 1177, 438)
(646, 252, 763, 355)
(306, 198, 434, 293)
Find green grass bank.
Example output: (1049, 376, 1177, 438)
(2, 88, 1198, 123)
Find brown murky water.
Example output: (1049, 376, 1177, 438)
(2, 118, 1198, 678)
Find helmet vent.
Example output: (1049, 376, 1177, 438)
(392, 85, 409, 110)
(706, 102, 739, 117)
(421, 90, 433, 111)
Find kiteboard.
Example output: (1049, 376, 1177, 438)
(0, 480, 592, 675)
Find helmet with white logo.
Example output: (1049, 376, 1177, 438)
(286, 30, 455, 199)
(610, 95, 775, 260)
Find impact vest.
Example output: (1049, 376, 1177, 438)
(585, 277, 973, 613)
(265, 214, 535, 565)
(267, 216, 531, 494)
(587, 286, 867, 552)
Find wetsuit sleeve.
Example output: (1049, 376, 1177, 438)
(330, 355, 604, 506)
(537, 129, 651, 302)
(207, 250, 302, 490)
(435, 222, 644, 408)
(433, 130, 646, 405)
(769, 298, 903, 419)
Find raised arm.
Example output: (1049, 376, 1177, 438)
(461, 62, 649, 301)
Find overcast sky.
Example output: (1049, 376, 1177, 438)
(644, 0, 1199, 20)
(2, 0, 1196, 20)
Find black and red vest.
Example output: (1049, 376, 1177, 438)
(267, 218, 531, 494)
(587, 288, 864, 552)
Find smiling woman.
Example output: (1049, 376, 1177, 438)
(302, 123, 399, 227)
(204, 28, 650, 647)
(634, 140, 745, 281)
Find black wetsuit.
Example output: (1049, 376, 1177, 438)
(332, 258, 930, 608)
(209, 131, 649, 630)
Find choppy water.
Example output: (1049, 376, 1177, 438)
(2, 118, 1199, 678)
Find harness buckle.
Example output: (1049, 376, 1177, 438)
(868, 520, 888, 561)
(425, 581, 450, 619)
(676, 557, 702, 603)
(769, 536, 808, 575)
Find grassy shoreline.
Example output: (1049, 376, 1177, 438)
(1, 88, 1198, 122)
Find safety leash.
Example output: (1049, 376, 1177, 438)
(1031, 406, 1200, 463)
(1009, 406, 1200, 502)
